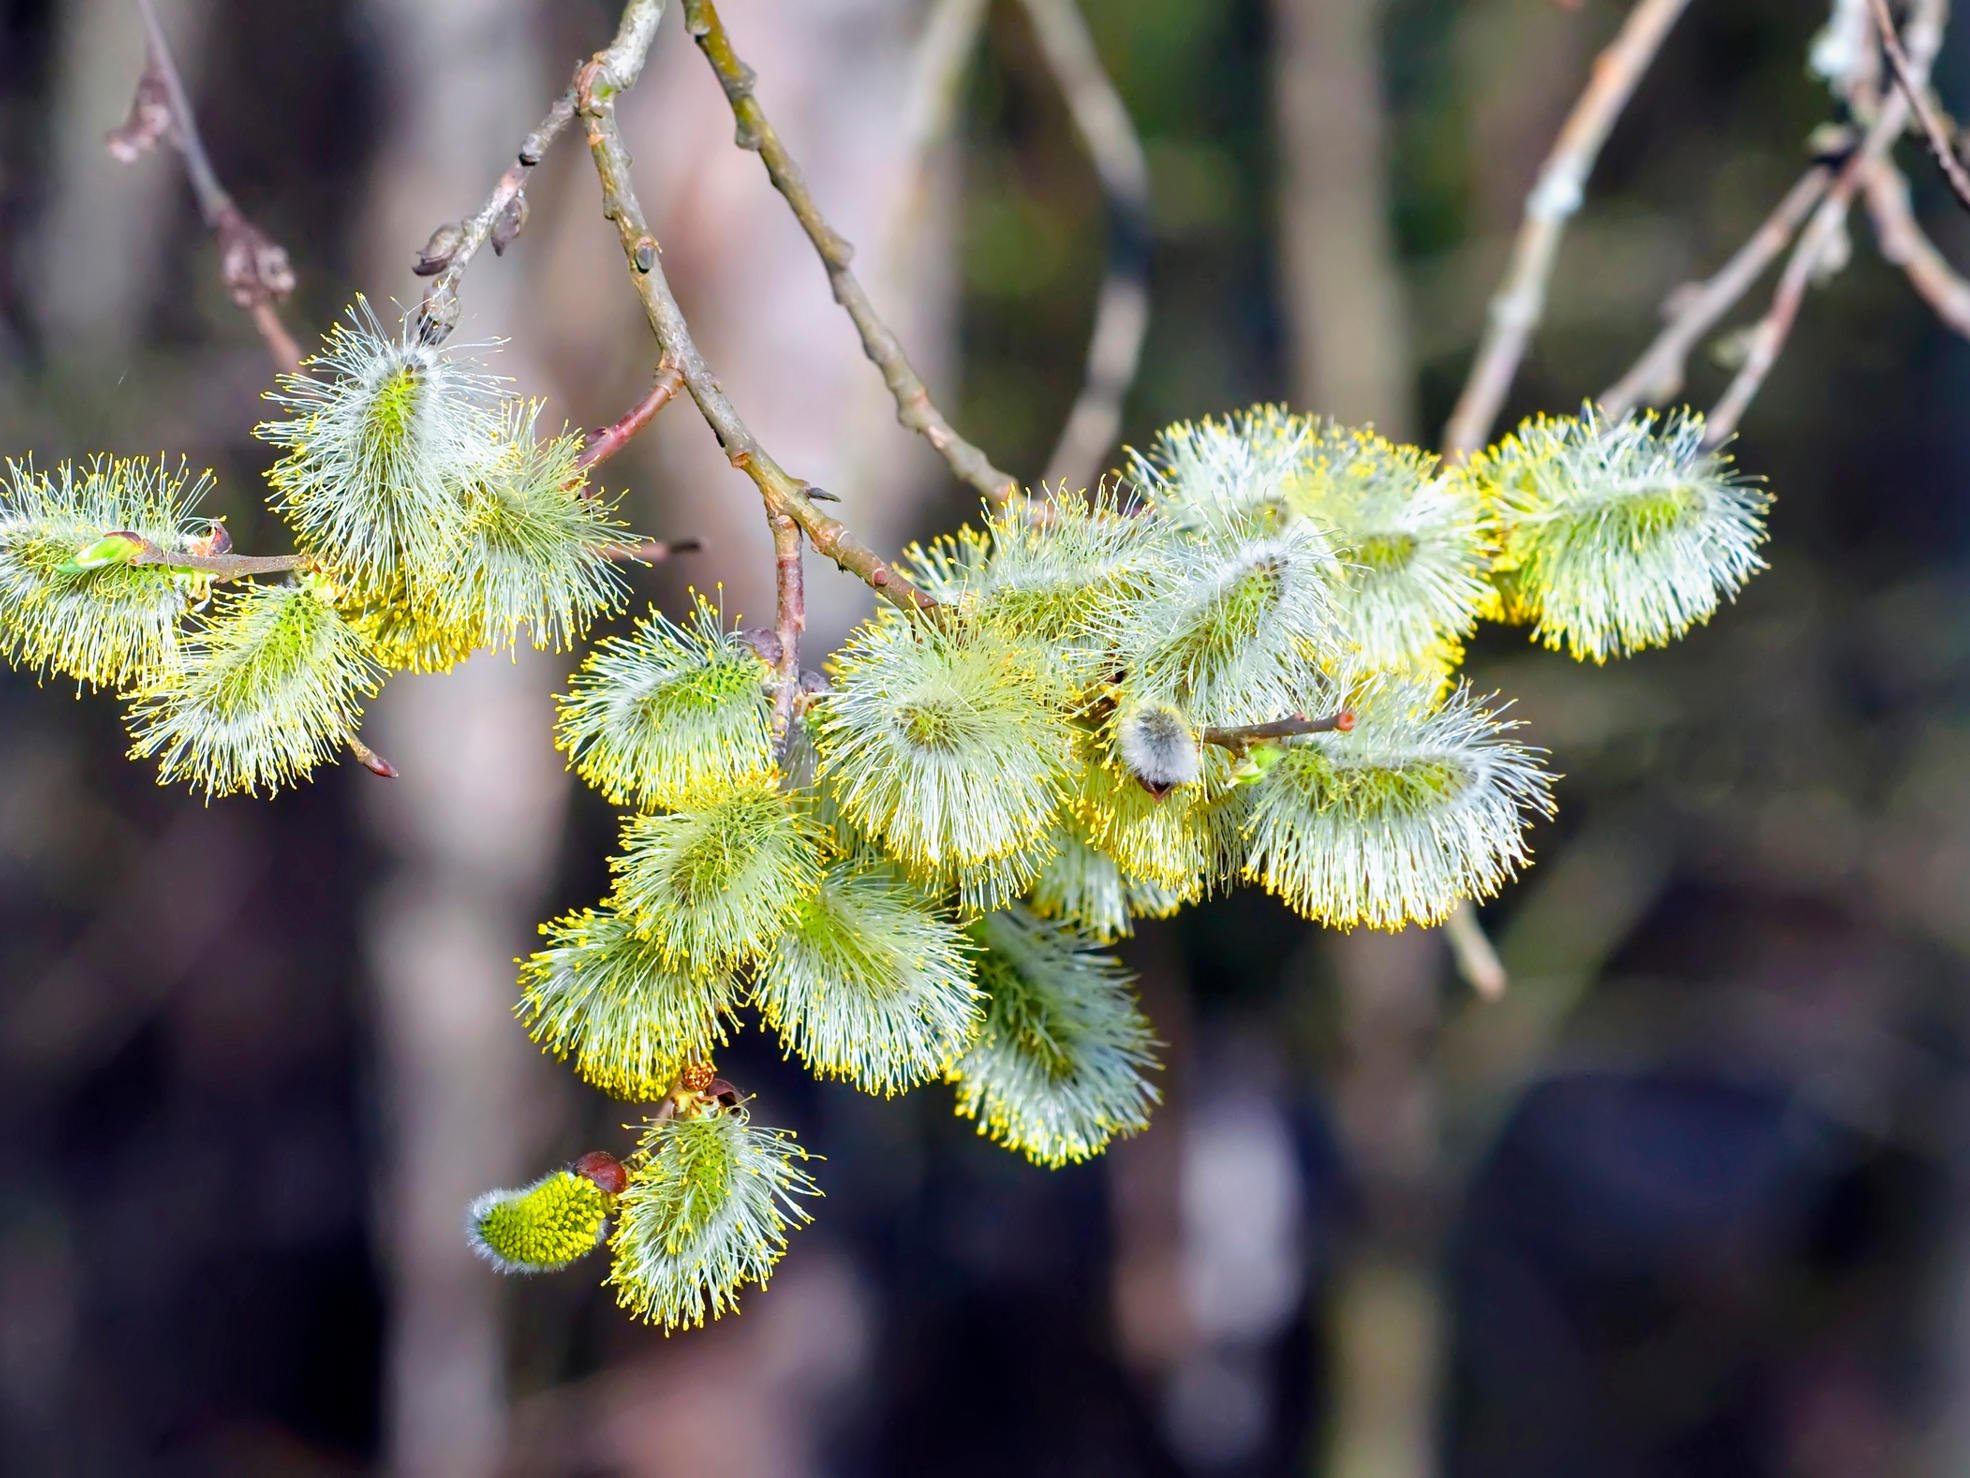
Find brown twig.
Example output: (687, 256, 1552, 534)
(123, 0, 301, 371)
(1701, 0, 1945, 447)
(1441, 0, 1694, 457)
(768, 512, 804, 737)
(1869, 0, 1970, 212)
(681, 0, 1021, 507)
(574, 31, 940, 615)
(1014, 0, 1153, 493)
(601, 536, 705, 564)
(1599, 164, 1833, 421)
(1200, 709, 1356, 747)
(124, 536, 308, 580)
(1444, 903, 1508, 1001)
(1864, 155, 1970, 334)
(576, 362, 686, 471)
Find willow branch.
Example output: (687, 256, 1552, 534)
(1200, 709, 1356, 747)
(878, 0, 991, 277)
(1702, 0, 1945, 447)
(574, 45, 939, 615)
(1865, 155, 1970, 334)
(1441, 0, 1694, 457)
(1444, 903, 1508, 1001)
(1870, 0, 1970, 211)
(413, 0, 670, 338)
(1014, 0, 1153, 493)
(1599, 164, 1832, 421)
(681, 0, 1020, 507)
(577, 362, 686, 471)
(124, 537, 307, 579)
(769, 513, 804, 737)
(124, 0, 301, 371)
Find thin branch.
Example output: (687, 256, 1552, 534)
(877, 0, 992, 278)
(768, 512, 804, 737)
(1599, 164, 1832, 422)
(681, 0, 1021, 507)
(602, 536, 705, 564)
(1014, 0, 1153, 493)
(123, 536, 308, 580)
(1701, 0, 1946, 447)
(412, 90, 576, 339)
(1444, 902, 1508, 1001)
(573, 38, 940, 615)
(1870, 0, 1970, 211)
(1441, 0, 1694, 458)
(576, 362, 687, 471)
(345, 734, 401, 780)
(124, 0, 301, 371)
(1865, 155, 1970, 334)
(1200, 709, 1356, 747)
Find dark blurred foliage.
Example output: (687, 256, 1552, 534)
(4, 1, 1970, 1475)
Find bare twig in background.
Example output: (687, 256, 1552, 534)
(769, 512, 805, 736)
(878, 0, 992, 277)
(1270, 0, 1418, 437)
(1870, 0, 1970, 212)
(1866, 156, 1970, 334)
(575, 32, 941, 614)
(1441, 0, 1694, 457)
(1199, 709, 1355, 747)
(1702, 0, 1946, 447)
(1599, 164, 1833, 421)
(1014, 0, 1153, 492)
(576, 361, 687, 471)
(122, 0, 301, 371)
(602, 535, 705, 563)
(1444, 902, 1508, 1002)
(682, 0, 1021, 507)
(410, 90, 575, 338)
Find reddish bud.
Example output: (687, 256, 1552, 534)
(571, 1150, 627, 1196)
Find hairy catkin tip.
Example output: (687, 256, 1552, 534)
(1116, 699, 1202, 795)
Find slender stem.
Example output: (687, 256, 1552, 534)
(769, 513, 805, 737)
(128, 0, 301, 371)
(1444, 902, 1507, 1001)
(602, 536, 705, 563)
(681, 0, 1021, 506)
(574, 43, 940, 614)
(126, 538, 308, 579)
(345, 734, 401, 780)
(1014, 0, 1153, 493)
(576, 362, 686, 471)
(414, 0, 671, 338)
(1870, 0, 1970, 212)
(1441, 0, 1694, 457)
(1701, 0, 1946, 447)
(1865, 155, 1970, 335)
(1599, 164, 1832, 422)
(1200, 709, 1356, 747)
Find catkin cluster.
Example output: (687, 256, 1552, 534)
(0, 307, 1770, 1330)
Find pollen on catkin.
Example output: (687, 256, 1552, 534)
(1241, 678, 1556, 928)
(606, 1105, 819, 1330)
(812, 615, 1076, 880)
(1467, 406, 1771, 661)
(752, 864, 981, 1096)
(610, 778, 827, 978)
(257, 296, 504, 587)
(949, 908, 1160, 1167)
(518, 907, 741, 1101)
(125, 575, 383, 797)
(426, 400, 629, 654)
(0, 456, 210, 690)
(555, 592, 776, 810)
(467, 1168, 613, 1274)
(1284, 425, 1491, 674)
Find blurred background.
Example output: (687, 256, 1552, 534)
(3, 0, 1969, 1473)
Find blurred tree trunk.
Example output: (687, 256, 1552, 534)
(1270, 1, 1442, 1474)
(354, 3, 574, 1474)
